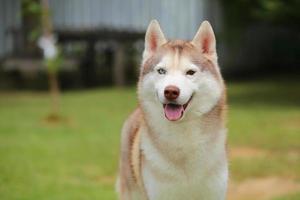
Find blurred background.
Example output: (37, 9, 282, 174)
(0, 0, 299, 199)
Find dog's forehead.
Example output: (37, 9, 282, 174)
(163, 40, 194, 61)
(156, 54, 192, 70)
(156, 40, 206, 69)
(141, 39, 216, 75)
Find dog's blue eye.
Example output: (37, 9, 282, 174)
(157, 68, 167, 75)
(186, 70, 196, 76)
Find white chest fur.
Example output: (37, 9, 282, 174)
(139, 120, 228, 200)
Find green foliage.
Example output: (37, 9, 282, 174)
(222, 0, 300, 24)
(21, 0, 43, 42)
(253, 0, 300, 23)
(44, 49, 63, 73)
(22, 0, 42, 16)
(29, 28, 42, 42)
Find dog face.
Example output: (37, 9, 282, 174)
(138, 20, 224, 122)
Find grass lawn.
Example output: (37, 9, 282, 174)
(0, 80, 299, 200)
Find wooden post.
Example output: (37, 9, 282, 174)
(113, 42, 126, 87)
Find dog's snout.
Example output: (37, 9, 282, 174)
(164, 85, 180, 100)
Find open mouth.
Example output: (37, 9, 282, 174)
(163, 96, 192, 121)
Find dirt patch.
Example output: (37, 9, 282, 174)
(228, 177, 300, 200)
(43, 113, 68, 124)
(97, 175, 116, 185)
(42, 113, 75, 127)
(282, 117, 300, 131)
(229, 146, 300, 160)
(229, 147, 267, 159)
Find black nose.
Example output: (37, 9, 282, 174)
(164, 85, 180, 100)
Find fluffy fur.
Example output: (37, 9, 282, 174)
(116, 20, 228, 200)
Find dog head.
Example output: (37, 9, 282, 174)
(138, 20, 224, 122)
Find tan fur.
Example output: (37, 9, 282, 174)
(117, 20, 228, 200)
(118, 101, 226, 199)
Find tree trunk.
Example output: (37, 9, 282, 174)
(48, 72, 60, 115)
(40, 0, 60, 116)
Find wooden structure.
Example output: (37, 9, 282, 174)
(0, 0, 222, 87)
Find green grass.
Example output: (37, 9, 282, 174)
(228, 81, 300, 150)
(273, 192, 300, 200)
(0, 81, 299, 199)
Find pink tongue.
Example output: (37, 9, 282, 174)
(164, 104, 184, 121)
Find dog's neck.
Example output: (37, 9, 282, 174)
(139, 99, 226, 172)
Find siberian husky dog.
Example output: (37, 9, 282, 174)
(116, 20, 228, 200)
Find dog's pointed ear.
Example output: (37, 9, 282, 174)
(143, 20, 167, 60)
(192, 21, 217, 59)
